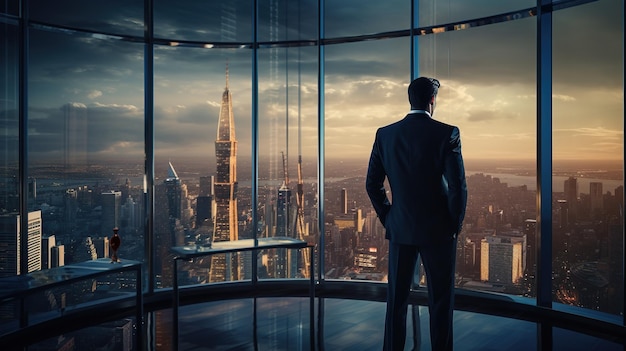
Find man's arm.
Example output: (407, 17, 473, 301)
(443, 127, 468, 233)
(366, 131, 391, 225)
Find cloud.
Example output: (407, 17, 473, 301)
(473, 132, 532, 140)
(87, 90, 103, 99)
(553, 94, 576, 102)
(554, 127, 622, 139)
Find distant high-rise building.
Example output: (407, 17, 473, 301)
(121, 195, 140, 231)
(564, 177, 578, 220)
(210, 69, 240, 282)
(101, 190, 121, 235)
(27, 177, 37, 211)
(0, 210, 42, 277)
(589, 182, 603, 214)
(196, 176, 214, 228)
(341, 188, 348, 214)
(164, 162, 183, 220)
(480, 234, 524, 285)
(354, 208, 363, 234)
(41, 235, 56, 269)
(275, 182, 293, 278)
(276, 182, 292, 237)
(93, 237, 110, 259)
(51, 244, 65, 267)
(65, 188, 78, 231)
(199, 175, 214, 197)
(557, 199, 569, 227)
(195, 196, 213, 229)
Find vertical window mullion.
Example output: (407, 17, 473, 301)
(536, 0, 553, 349)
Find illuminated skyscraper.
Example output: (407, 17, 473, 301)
(0, 210, 42, 277)
(210, 68, 240, 282)
(480, 234, 524, 285)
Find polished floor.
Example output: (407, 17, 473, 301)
(174, 298, 623, 351)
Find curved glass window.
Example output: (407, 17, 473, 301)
(552, 0, 624, 318)
(0, 20, 20, 276)
(29, 0, 144, 37)
(28, 27, 145, 268)
(417, 0, 535, 27)
(324, 37, 410, 281)
(325, 0, 410, 38)
(154, 0, 253, 43)
(154, 45, 252, 288)
(420, 16, 538, 297)
(1, 0, 624, 341)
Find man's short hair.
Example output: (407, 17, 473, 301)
(408, 77, 440, 108)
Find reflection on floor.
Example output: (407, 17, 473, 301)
(177, 297, 622, 351)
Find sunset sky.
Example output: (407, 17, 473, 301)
(19, 0, 623, 169)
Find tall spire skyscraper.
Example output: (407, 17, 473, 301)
(210, 67, 240, 282)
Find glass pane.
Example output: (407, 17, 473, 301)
(30, 317, 139, 350)
(552, 0, 624, 318)
(29, 0, 144, 37)
(0, 22, 19, 277)
(257, 0, 318, 42)
(257, 44, 318, 279)
(418, 0, 536, 27)
(28, 28, 145, 270)
(154, 0, 253, 42)
(154, 45, 252, 288)
(417, 17, 537, 296)
(325, 0, 410, 38)
(325, 37, 409, 281)
(1, 0, 19, 16)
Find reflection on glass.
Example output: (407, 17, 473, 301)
(417, 18, 538, 297)
(154, 0, 253, 42)
(325, 0, 409, 38)
(26, 29, 145, 276)
(29, 0, 144, 37)
(418, 0, 535, 27)
(552, 0, 624, 317)
(257, 0, 318, 42)
(325, 38, 410, 282)
(154, 46, 252, 288)
(257, 45, 318, 280)
(0, 22, 19, 278)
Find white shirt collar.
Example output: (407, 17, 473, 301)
(409, 109, 431, 117)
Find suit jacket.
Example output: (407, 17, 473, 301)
(366, 112, 467, 245)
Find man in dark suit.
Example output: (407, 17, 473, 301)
(366, 77, 467, 350)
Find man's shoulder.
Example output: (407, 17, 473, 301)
(379, 117, 409, 130)
(428, 118, 460, 135)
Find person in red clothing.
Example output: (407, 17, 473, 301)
(110, 227, 121, 263)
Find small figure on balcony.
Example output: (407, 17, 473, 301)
(110, 227, 121, 263)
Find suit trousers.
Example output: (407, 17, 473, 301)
(384, 238, 457, 351)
